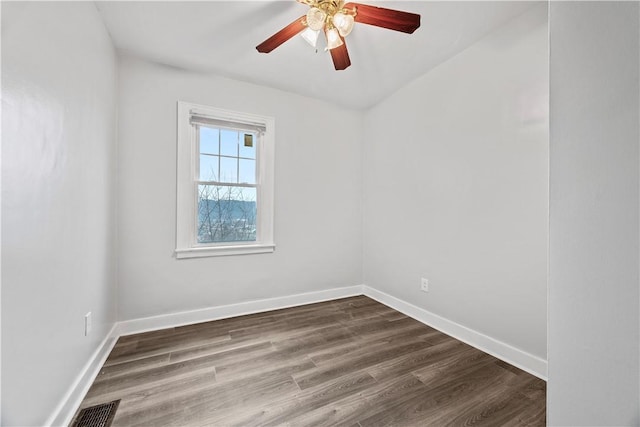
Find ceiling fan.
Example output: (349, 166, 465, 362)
(256, 0, 421, 71)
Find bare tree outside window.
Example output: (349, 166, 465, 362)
(197, 184, 257, 243)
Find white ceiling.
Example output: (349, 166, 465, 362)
(96, 1, 538, 110)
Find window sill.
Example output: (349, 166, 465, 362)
(175, 243, 275, 259)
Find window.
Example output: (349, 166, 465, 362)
(176, 102, 275, 258)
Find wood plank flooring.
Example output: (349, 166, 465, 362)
(75, 296, 545, 426)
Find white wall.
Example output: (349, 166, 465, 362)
(548, 2, 640, 425)
(1, 2, 118, 426)
(362, 5, 548, 362)
(117, 56, 363, 321)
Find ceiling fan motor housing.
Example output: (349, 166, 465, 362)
(317, 0, 343, 16)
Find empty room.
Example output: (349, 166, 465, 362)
(2, 1, 639, 426)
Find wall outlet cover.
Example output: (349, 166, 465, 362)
(84, 312, 92, 336)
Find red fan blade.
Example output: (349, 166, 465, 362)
(329, 37, 351, 70)
(256, 16, 307, 53)
(343, 2, 420, 34)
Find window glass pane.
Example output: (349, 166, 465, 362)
(200, 127, 219, 155)
(239, 159, 256, 184)
(239, 133, 256, 159)
(219, 156, 238, 183)
(197, 185, 257, 243)
(220, 129, 238, 157)
(199, 155, 218, 181)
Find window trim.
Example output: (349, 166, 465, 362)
(175, 101, 275, 258)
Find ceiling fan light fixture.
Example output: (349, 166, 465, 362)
(256, 1, 421, 71)
(325, 27, 343, 50)
(301, 27, 320, 47)
(332, 12, 354, 37)
(306, 7, 327, 31)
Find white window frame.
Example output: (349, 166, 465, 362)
(175, 101, 275, 259)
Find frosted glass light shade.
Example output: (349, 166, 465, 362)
(326, 28, 343, 50)
(332, 13, 354, 37)
(301, 27, 320, 47)
(306, 7, 327, 31)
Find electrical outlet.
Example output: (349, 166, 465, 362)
(421, 278, 429, 292)
(84, 312, 92, 336)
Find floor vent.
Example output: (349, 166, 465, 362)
(71, 400, 120, 427)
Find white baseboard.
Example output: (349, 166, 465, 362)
(363, 285, 548, 380)
(45, 324, 119, 427)
(50, 283, 547, 426)
(117, 284, 547, 378)
(117, 285, 364, 336)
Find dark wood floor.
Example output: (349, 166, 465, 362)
(76, 296, 545, 426)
